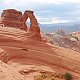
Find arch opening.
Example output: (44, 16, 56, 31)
(26, 17, 30, 28)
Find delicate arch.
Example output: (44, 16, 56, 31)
(22, 10, 40, 33)
(1, 9, 41, 40)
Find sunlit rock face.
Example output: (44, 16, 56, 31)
(1, 9, 41, 40)
(1, 9, 26, 30)
(22, 10, 41, 40)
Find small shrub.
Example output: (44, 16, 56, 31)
(64, 72, 72, 80)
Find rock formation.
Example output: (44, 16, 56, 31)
(42, 31, 80, 52)
(1, 9, 41, 40)
(1, 9, 26, 30)
(22, 10, 41, 39)
(0, 9, 80, 80)
(0, 26, 80, 79)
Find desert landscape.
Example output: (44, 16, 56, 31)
(0, 9, 80, 80)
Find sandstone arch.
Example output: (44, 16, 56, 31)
(22, 10, 41, 39)
(22, 10, 40, 33)
(0, 9, 41, 40)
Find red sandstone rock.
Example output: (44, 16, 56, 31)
(1, 9, 26, 30)
(22, 10, 41, 40)
(1, 9, 41, 40)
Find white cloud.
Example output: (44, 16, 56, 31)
(27, 18, 30, 22)
(34, 0, 80, 4)
(37, 17, 49, 20)
(38, 17, 68, 24)
(2, 0, 80, 6)
(1, 0, 80, 10)
(0, 0, 80, 24)
(39, 20, 68, 24)
(4, 0, 14, 4)
(52, 20, 68, 24)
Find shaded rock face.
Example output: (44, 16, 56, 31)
(1, 9, 41, 40)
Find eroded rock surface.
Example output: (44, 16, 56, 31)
(0, 26, 80, 80)
(1, 9, 25, 30)
(22, 10, 41, 39)
(0, 60, 25, 80)
(1, 9, 41, 40)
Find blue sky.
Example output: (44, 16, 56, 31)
(0, 0, 80, 24)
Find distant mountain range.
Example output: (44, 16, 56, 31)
(42, 30, 80, 53)
(27, 22, 80, 33)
